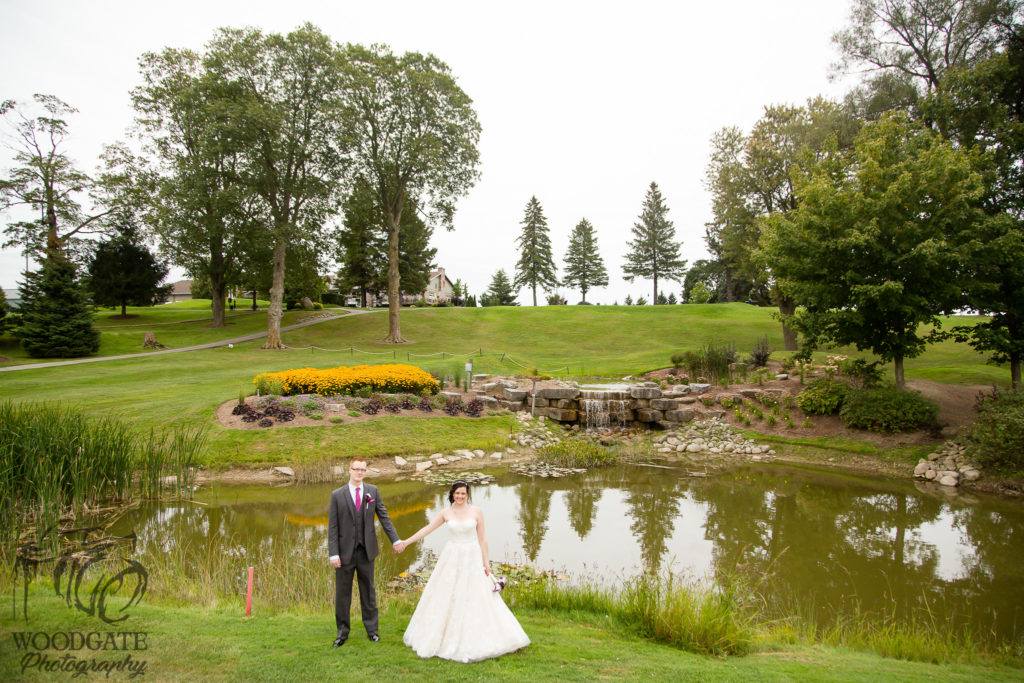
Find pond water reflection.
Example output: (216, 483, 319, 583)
(111, 462, 1024, 641)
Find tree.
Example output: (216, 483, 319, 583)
(335, 181, 436, 307)
(1, 95, 115, 260)
(635, 296, 648, 306)
(667, 292, 678, 305)
(546, 292, 567, 305)
(926, 26, 1024, 387)
(831, 0, 1021, 97)
(339, 43, 481, 342)
(562, 217, 608, 304)
(512, 196, 559, 305)
(481, 269, 518, 306)
(622, 182, 686, 303)
(764, 113, 986, 388)
(17, 255, 99, 358)
(88, 230, 170, 317)
(205, 24, 347, 348)
(130, 46, 257, 328)
(624, 294, 633, 306)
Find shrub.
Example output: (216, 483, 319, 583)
(538, 440, 618, 468)
(417, 397, 433, 412)
(464, 398, 484, 417)
(967, 389, 1024, 471)
(242, 411, 261, 423)
(253, 363, 439, 397)
(443, 397, 464, 416)
(839, 386, 938, 433)
(699, 395, 716, 407)
(347, 410, 362, 417)
(255, 376, 284, 396)
(718, 394, 737, 408)
(755, 391, 779, 409)
(362, 398, 382, 415)
(308, 412, 324, 420)
(749, 336, 771, 368)
(257, 418, 273, 428)
(797, 378, 850, 415)
(384, 402, 401, 413)
(839, 358, 885, 388)
(399, 395, 416, 410)
(329, 416, 344, 424)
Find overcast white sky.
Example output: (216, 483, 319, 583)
(0, 0, 855, 305)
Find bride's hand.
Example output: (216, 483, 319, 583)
(483, 563, 491, 576)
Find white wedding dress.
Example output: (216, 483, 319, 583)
(403, 518, 530, 662)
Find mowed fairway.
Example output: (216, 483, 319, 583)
(0, 304, 1005, 467)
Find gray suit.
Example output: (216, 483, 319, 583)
(328, 482, 399, 637)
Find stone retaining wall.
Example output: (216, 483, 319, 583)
(491, 381, 718, 429)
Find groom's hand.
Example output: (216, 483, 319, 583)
(393, 541, 405, 553)
(330, 557, 341, 568)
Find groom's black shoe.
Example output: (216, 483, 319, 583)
(367, 634, 380, 642)
(332, 633, 347, 647)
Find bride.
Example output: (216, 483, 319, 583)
(395, 480, 530, 662)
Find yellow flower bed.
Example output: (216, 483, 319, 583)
(253, 364, 439, 397)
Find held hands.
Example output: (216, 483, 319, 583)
(393, 540, 407, 554)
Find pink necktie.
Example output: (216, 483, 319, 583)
(355, 486, 361, 511)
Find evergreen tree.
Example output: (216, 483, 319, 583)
(562, 217, 608, 304)
(622, 182, 687, 303)
(88, 231, 170, 317)
(512, 196, 559, 305)
(624, 294, 633, 306)
(636, 296, 648, 306)
(668, 292, 678, 305)
(18, 255, 99, 358)
(482, 269, 518, 306)
(656, 292, 668, 305)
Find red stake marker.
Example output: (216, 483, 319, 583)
(245, 566, 254, 616)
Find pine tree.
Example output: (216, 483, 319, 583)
(622, 182, 687, 303)
(562, 218, 608, 304)
(18, 255, 100, 358)
(656, 292, 668, 305)
(88, 233, 171, 317)
(624, 294, 633, 306)
(668, 292, 678, 305)
(482, 269, 518, 306)
(512, 196, 559, 305)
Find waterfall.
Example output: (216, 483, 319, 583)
(582, 397, 629, 431)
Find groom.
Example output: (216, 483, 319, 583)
(328, 456, 401, 646)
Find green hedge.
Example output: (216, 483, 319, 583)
(969, 389, 1024, 471)
(796, 378, 850, 415)
(839, 386, 938, 433)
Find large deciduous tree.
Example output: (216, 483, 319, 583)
(339, 43, 481, 342)
(764, 113, 986, 388)
(0, 95, 115, 261)
(925, 24, 1024, 387)
(205, 24, 346, 348)
(130, 47, 257, 328)
(622, 182, 686, 304)
(88, 230, 170, 317)
(512, 196, 559, 306)
(562, 217, 608, 304)
(831, 0, 1021, 96)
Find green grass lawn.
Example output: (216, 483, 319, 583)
(1, 585, 1018, 682)
(0, 304, 1009, 468)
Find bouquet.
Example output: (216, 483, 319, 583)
(487, 572, 507, 593)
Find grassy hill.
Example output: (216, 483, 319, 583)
(0, 304, 1005, 467)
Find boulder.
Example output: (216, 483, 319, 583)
(664, 409, 696, 423)
(651, 398, 679, 410)
(634, 409, 664, 422)
(962, 469, 981, 482)
(678, 396, 697, 404)
(775, 374, 789, 380)
(532, 397, 549, 408)
(938, 473, 960, 487)
(913, 461, 930, 477)
(536, 387, 580, 400)
(473, 374, 490, 382)
(503, 388, 528, 401)
(630, 387, 662, 399)
(394, 456, 409, 468)
(415, 461, 433, 472)
(434, 457, 449, 465)
(540, 407, 578, 422)
(272, 466, 294, 477)
(299, 296, 315, 309)
(688, 383, 711, 394)
(739, 389, 758, 398)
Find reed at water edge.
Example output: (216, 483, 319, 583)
(0, 399, 206, 564)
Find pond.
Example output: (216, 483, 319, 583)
(110, 462, 1024, 642)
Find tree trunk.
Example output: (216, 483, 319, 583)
(532, 285, 537, 307)
(1011, 350, 1021, 391)
(778, 296, 798, 351)
(382, 210, 406, 343)
(262, 241, 287, 350)
(581, 287, 587, 305)
(209, 269, 227, 328)
(121, 300, 127, 317)
(251, 289, 257, 311)
(894, 353, 905, 390)
(725, 269, 736, 302)
(652, 275, 658, 305)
